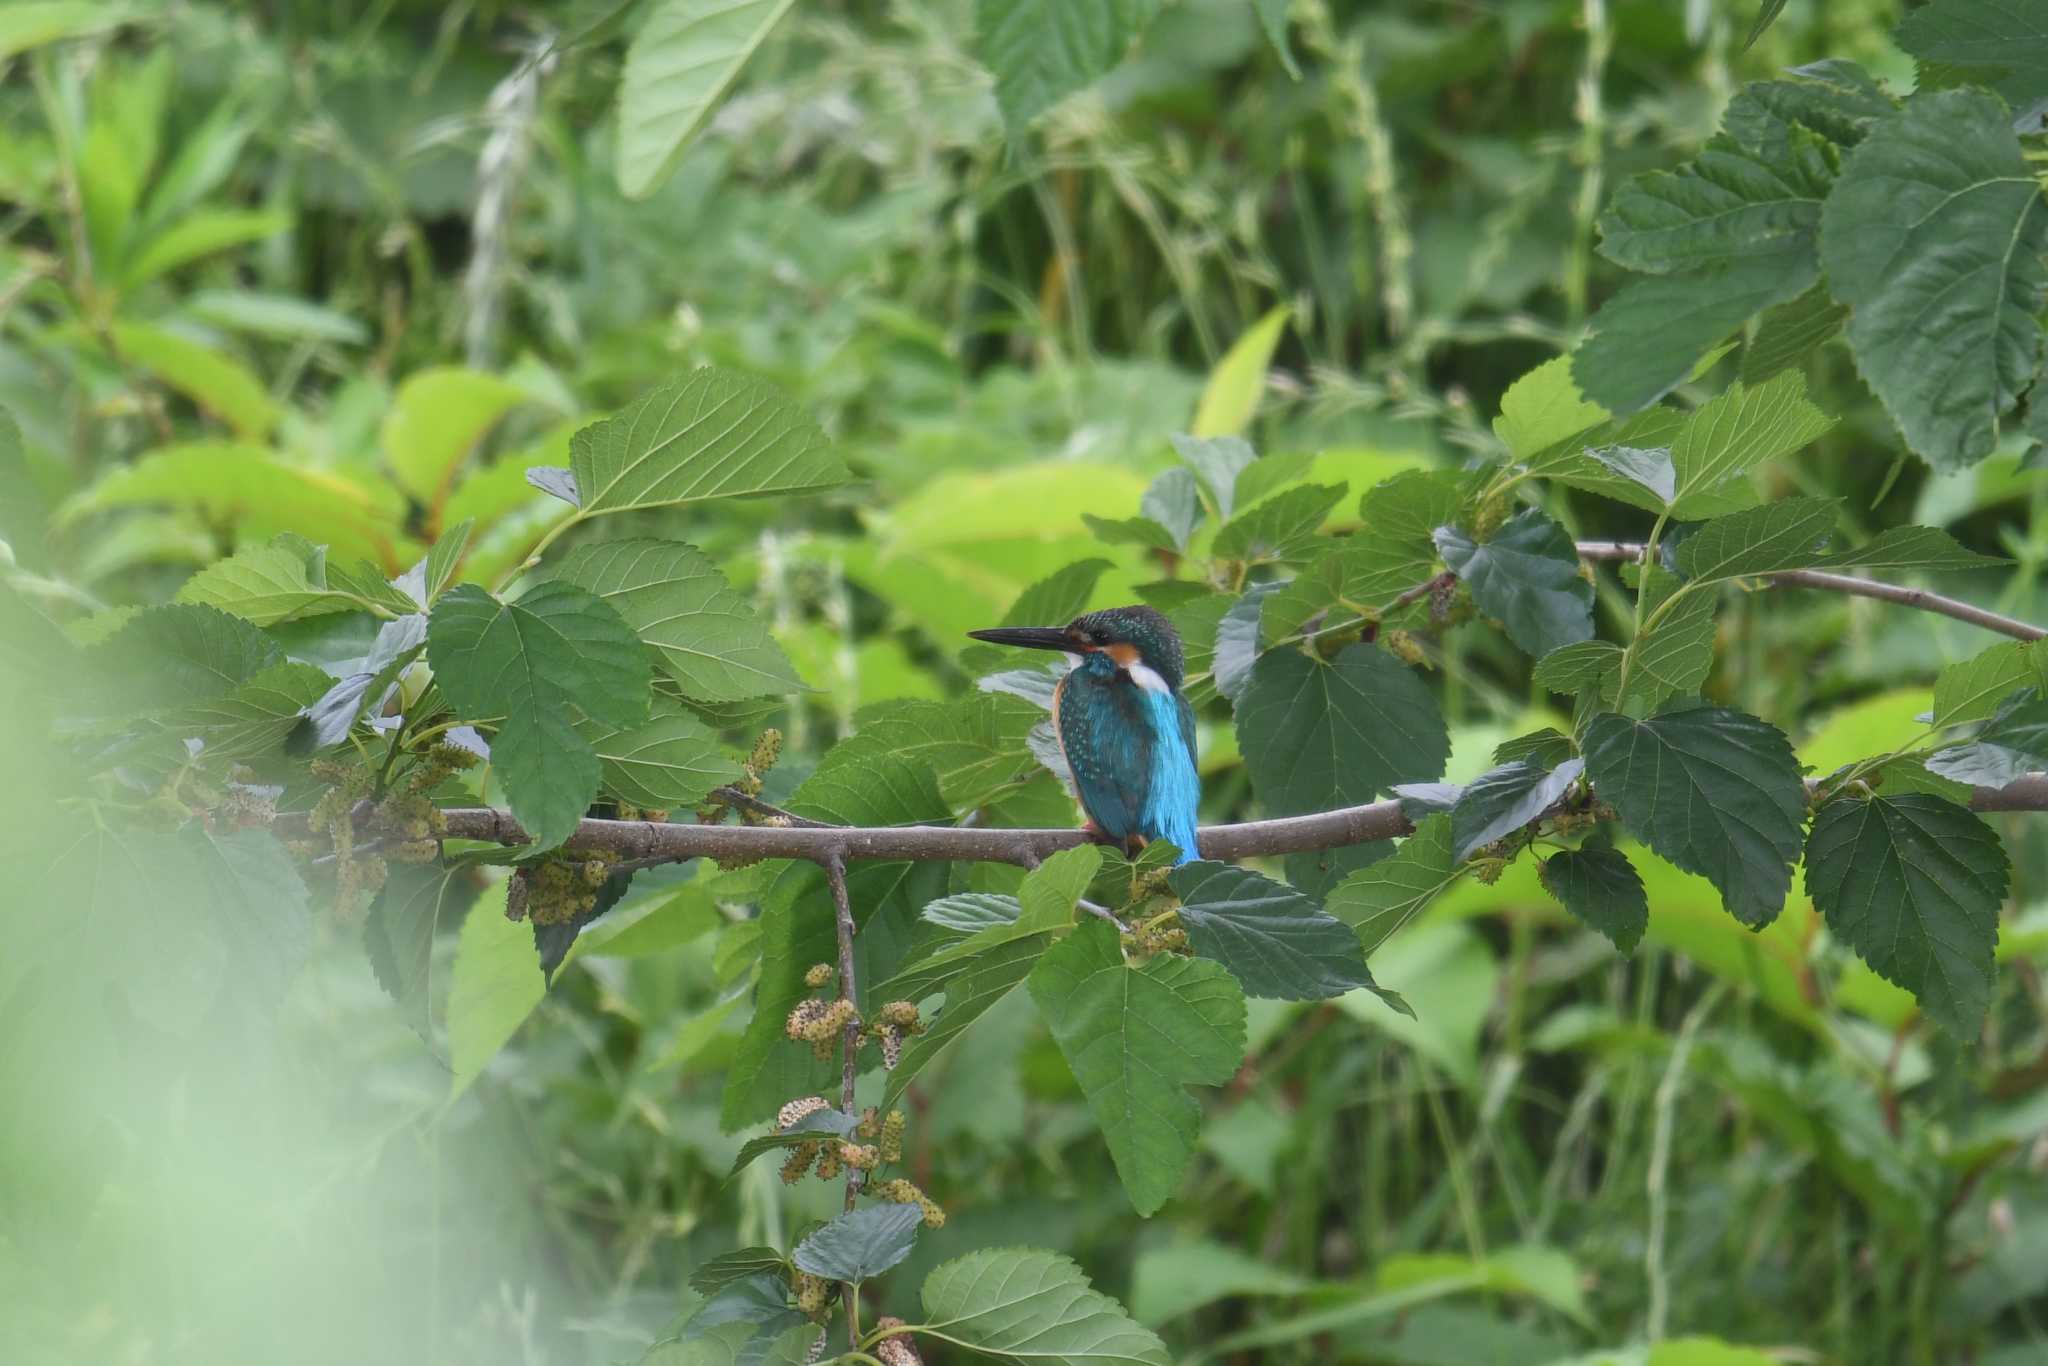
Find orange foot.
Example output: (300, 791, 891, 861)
(1079, 819, 1141, 857)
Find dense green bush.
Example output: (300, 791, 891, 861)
(5, 2, 2048, 1364)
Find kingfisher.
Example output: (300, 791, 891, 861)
(967, 605, 1201, 864)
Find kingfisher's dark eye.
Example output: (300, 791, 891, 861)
(1090, 628, 1109, 645)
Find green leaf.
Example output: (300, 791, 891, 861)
(110, 321, 280, 440)
(1321, 809, 1444, 979)
(1674, 497, 1840, 582)
(176, 535, 404, 625)
(1668, 370, 1835, 515)
(1932, 640, 2048, 728)
(448, 882, 545, 1098)
(1001, 558, 1114, 629)
(584, 706, 741, 808)
(91, 602, 281, 710)
(1212, 582, 1283, 704)
(164, 660, 332, 760)
(123, 208, 290, 287)
(1927, 688, 2048, 785)
(0, 3, 138, 61)
(184, 289, 369, 345)
(396, 520, 476, 608)
(365, 863, 479, 1035)
(1820, 89, 2048, 468)
(1027, 920, 1245, 1214)
(1496, 355, 1610, 459)
(647, 1278, 817, 1365)
(689, 1249, 791, 1297)
(1805, 794, 2008, 1035)
(1496, 728, 1577, 768)
(381, 367, 527, 504)
(555, 538, 805, 702)
(1192, 305, 1290, 439)
(724, 1107, 861, 1179)
(1809, 526, 2008, 572)
(615, 0, 797, 199)
(1171, 434, 1257, 520)
(791, 1203, 923, 1283)
(427, 581, 651, 849)
(1896, 0, 2048, 72)
(1141, 467, 1205, 550)
(1623, 583, 1718, 710)
(1435, 509, 1593, 657)
(300, 615, 427, 749)
(1743, 0, 1790, 49)
(1539, 847, 1648, 953)
(917, 1247, 1170, 1365)
(1588, 445, 1677, 506)
(882, 932, 1045, 1108)
(976, 0, 1164, 131)
(922, 893, 1023, 934)
(566, 369, 846, 515)
(1573, 255, 1818, 413)
(1212, 483, 1344, 564)
(1583, 705, 1806, 927)
(1081, 513, 1177, 554)
(1741, 285, 1848, 385)
(1166, 860, 1374, 1001)
(1450, 759, 1585, 861)
(1531, 640, 1622, 701)
(1596, 124, 1831, 276)
(1252, 0, 1300, 78)
(1234, 644, 1449, 816)
(1262, 479, 1447, 642)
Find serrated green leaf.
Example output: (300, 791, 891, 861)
(365, 863, 480, 1036)
(1927, 687, 2048, 785)
(164, 660, 333, 760)
(647, 1277, 816, 1365)
(1234, 644, 1449, 816)
(1001, 558, 1115, 629)
(1496, 355, 1609, 459)
(616, 0, 797, 199)
(555, 538, 805, 702)
(917, 1246, 1170, 1365)
(1170, 433, 1258, 520)
(567, 369, 845, 515)
(1669, 370, 1834, 515)
(1896, 0, 2048, 72)
(922, 893, 1023, 934)
(1212, 483, 1343, 564)
(427, 581, 650, 849)
(1805, 794, 2008, 1035)
(1495, 728, 1577, 768)
(1212, 581, 1283, 704)
(1623, 579, 1718, 710)
(1809, 526, 2008, 573)
(1435, 509, 1593, 657)
(1933, 641, 2048, 729)
(1596, 122, 1831, 276)
(381, 367, 527, 504)
(1450, 759, 1585, 861)
(882, 932, 1045, 1108)
(447, 882, 545, 1098)
(92, 602, 282, 711)
(1141, 466, 1205, 550)
(1532, 639, 1622, 703)
(176, 537, 366, 626)
(1325, 816, 1460, 956)
(726, 1107, 860, 1179)
(1573, 255, 1817, 413)
(689, 1249, 790, 1298)
(1674, 497, 1840, 582)
(1081, 513, 1178, 554)
(791, 1203, 923, 1282)
(1821, 89, 2048, 468)
(1583, 704, 1806, 926)
(1166, 860, 1374, 1001)
(1741, 285, 1849, 384)
(1539, 847, 1648, 953)
(1027, 920, 1245, 1214)
(584, 706, 741, 808)
(975, 0, 1163, 131)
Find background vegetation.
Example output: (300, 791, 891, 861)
(4, 1, 2048, 1363)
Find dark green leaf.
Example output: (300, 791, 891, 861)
(1213, 581, 1282, 704)
(1027, 920, 1246, 1214)
(1573, 255, 1817, 413)
(1583, 704, 1806, 927)
(1212, 484, 1345, 563)
(1166, 860, 1374, 1001)
(1539, 847, 1649, 953)
(1234, 644, 1449, 815)
(1596, 122, 1830, 275)
(1450, 759, 1585, 861)
(919, 1248, 1169, 1365)
(427, 581, 650, 849)
(1820, 89, 2048, 468)
(689, 1248, 790, 1297)
(365, 863, 479, 1035)
(1927, 688, 2048, 786)
(792, 1203, 923, 1283)
(1805, 794, 2008, 1035)
(583, 706, 741, 808)
(1674, 497, 1840, 582)
(1741, 285, 1849, 384)
(1435, 508, 1593, 656)
(1896, 0, 2048, 71)
(881, 933, 1044, 1107)
(1495, 728, 1577, 769)
(92, 603, 282, 711)
(555, 538, 805, 702)
(976, 0, 1163, 130)
(1325, 816, 1460, 956)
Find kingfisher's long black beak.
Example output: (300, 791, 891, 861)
(967, 626, 1071, 651)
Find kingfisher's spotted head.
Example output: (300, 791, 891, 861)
(967, 604, 1186, 692)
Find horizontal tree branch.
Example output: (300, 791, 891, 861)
(1574, 540, 2046, 642)
(438, 775, 2048, 868)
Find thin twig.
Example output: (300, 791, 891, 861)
(709, 787, 835, 828)
(823, 851, 862, 1211)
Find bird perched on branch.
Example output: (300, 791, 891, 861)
(968, 605, 1200, 864)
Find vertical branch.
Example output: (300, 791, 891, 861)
(824, 851, 861, 1211)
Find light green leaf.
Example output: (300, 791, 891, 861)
(1193, 305, 1289, 438)
(448, 881, 545, 1098)
(1449, 758, 1585, 861)
(1251, 0, 1300, 79)
(1805, 794, 2008, 1035)
(1583, 704, 1806, 927)
(1435, 508, 1593, 657)
(555, 538, 805, 701)
(1809, 525, 2008, 573)
(1572, 254, 1817, 413)
(1234, 644, 1449, 816)
(123, 208, 289, 287)
(176, 534, 405, 625)
(584, 706, 741, 808)
(1140, 467, 1205, 550)
(1531, 640, 1622, 703)
(1128, 1238, 1311, 1327)
(1623, 584, 1718, 710)
(1674, 496, 1839, 582)
(110, 321, 279, 440)
(183, 289, 369, 345)
(1668, 370, 1834, 515)
(1539, 846, 1649, 953)
(1166, 860, 1374, 1001)
(1212, 483, 1344, 563)
(427, 581, 651, 849)
(1587, 444, 1677, 506)
(1027, 920, 1245, 1214)
(567, 368, 846, 515)
(1495, 355, 1609, 459)
(1932, 640, 2048, 729)
(0, 3, 138, 61)
(792, 1204, 923, 1283)
(918, 1247, 1170, 1365)
(1896, 0, 2048, 78)
(1170, 433, 1257, 520)
(975, 0, 1164, 131)
(1000, 558, 1115, 630)
(1820, 89, 2048, 468)
(381, 367, 527, 504)
(615, 0, 797, 199)
(163, 660, 332, 760)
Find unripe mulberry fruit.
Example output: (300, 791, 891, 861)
(781, 1142, 820, 1184)
(786, 999, 833, 1043)
(793, 1271, 829, 1316)
(776, 1096, 829, 1133)
(804, 963, 834, 989)
(880, 1109, 906, 1164)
